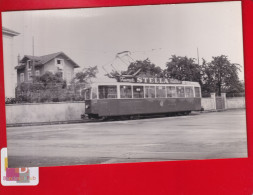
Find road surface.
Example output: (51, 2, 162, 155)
(7, 109, 248, 167)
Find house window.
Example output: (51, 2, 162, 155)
(27, 60, 32, 70)
(28, 71, 32, 81)
(55, 59, 64, 70)
(20, 73, 24, 82)
(57, 59, 62, 65)
(35, 70, 40, 76)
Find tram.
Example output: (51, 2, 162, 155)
(82, 76, 202, 119)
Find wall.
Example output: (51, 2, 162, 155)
(201, 96, 245, 111)
(3, 34, 16, 98)
(6, 102, 85, 124)
(227, 97, 245, 109)
(201, 98, 216, 111)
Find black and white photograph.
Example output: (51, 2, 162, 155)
(2, 1, 247, 168)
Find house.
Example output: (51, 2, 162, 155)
(2, 26, 20, 98)
(15, 52, 80, 85)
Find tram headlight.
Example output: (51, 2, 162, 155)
(85, 105, 90, 109)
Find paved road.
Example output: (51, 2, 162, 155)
(7, 109, 247, 167)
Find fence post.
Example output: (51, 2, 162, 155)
(210, 93, 216, 110)
(221, 93, 227, 109)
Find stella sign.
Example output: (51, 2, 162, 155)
(117, 76, 182, 84)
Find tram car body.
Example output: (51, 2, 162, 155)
(83, 79, 202, 119)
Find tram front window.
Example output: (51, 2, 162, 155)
(133, 86, 144, 98)
(98, 85, 117, 99)
(85, 88, 91, 100)
(194, 87, 201, 97)
(92, 87, 97, 99)
(120, 85, 132, 98)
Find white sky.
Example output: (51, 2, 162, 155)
(2, 1, 244, 80)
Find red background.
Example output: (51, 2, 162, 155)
(0, 0, 252, 194)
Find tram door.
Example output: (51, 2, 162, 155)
(216, 96, 225, 110)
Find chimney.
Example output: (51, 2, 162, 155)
(17, 54, 20, 65)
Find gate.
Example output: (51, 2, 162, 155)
(216, 96, 225, 110)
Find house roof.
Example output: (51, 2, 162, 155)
(15, 52, 80, 69)
(2, 26, 20, 37)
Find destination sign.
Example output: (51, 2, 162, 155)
(117, 76, 182, 84)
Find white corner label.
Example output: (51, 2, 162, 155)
(1, 148, 39, 186)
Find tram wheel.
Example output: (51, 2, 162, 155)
(101, 116, 109, 121)
(120, 116, 129, 120)
(129, 115, 140, 120)
(129, 116, 135, 120)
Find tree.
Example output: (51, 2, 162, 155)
(106, 58, 164, 78)
(71, 66, 98, 98)
(72, 66, 98, 84)
(165, 55, 202, 84)
(202, 55, 243, 96)
(15, 67, 98, 103)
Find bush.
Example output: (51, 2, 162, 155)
(5, 97, 17, 104)
(14, 82, 86, 104)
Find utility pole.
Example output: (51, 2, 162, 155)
(32, 36, 35, 78)
(197, 47, 200, 65)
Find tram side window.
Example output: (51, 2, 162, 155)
(133, 86, 144, 98)
(156, 86, 166, 98)
(176, 86, 185, 98)
(120, 85, 132, 98)
(92, 87, 97, 99)
(194, 87, 201, 97)
(185, 86, 194, 98)
(98, 85, 117, 99)
(166, 86, 177, 98)
(145, 86, 155, 98)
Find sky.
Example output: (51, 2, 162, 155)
(2, 1, 244, 80)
